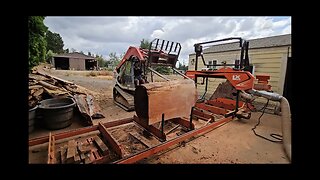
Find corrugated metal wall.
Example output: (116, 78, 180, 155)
(69, 58, 85, 70)
(188, 46, 291, 99)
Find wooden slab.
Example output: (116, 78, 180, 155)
(129, 132, 153, 148)
(93, 136, 109, 155)
(134, 79, 197, 125)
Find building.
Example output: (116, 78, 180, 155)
(52, 52, 98, 71)
(188, 34, 291, 100)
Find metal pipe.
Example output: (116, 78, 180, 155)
(172, 67, 192, 80)
(239, 90, 255, 101)
(243, 89, 291, 161)
(148, 67, 170, 81)
(248, 89, 282, 101)
(281, 97, 291, 161)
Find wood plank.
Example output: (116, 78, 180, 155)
(93, 136, 109, 155)
(135, 79, 197, 125)
(80, 153, 86, 162)
(60, 145, 67, 164)
(38, 80, 58, 90)
(98, 123, 123, 158)
(129, 132, 153, 148)
(36, 70, 74, 85)
(29, 85, 43, 89)
(77, 141, 91, 153)
(66, 140, 77, 163)
(74, 152, 81, 164)
(33, 88, 44, 97)
(47, 133, 55, 164)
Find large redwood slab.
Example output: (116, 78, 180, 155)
(134, 79, 197, 125)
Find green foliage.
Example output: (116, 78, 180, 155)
(108, 52, 122, 68)
(96, 54, 107, 67)
(46, 30, 64, 53)
(140, 39, 150, 49)
(46, 50, 55, 63)
(178, 62, 188, 71)
(64, 48, 69, 53)
(28, 16, 48, 70)
(154, 66, 172, 75)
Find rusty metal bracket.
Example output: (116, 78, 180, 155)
(133, 115, 166, 142)
(171, 117, 195, 130)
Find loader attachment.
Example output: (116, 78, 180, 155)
(147, 39, 181, 68)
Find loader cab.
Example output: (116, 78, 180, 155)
(117, 56, 146, 90)
(117, 58, 135, 90)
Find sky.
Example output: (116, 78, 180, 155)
(44, 16, 291, 66)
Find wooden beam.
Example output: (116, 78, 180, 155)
(93, 136, 109, 155)
(29, 117, 133, 146)
(129, 132, 153, 148)
(98, 123, 123, 158)
(47, 133, 56, 164)
(133, 115, 166, 141)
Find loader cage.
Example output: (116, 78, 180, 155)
(147, 38, 181, 68)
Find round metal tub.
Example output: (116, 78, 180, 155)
(29, 105, 38, 133)
(38, 98, 76, 130)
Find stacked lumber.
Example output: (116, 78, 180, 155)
(28, 69, 104, 125)
(59, 135, 111, 164)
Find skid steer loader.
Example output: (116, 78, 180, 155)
(113, 38, 189, 111)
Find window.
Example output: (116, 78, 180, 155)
(191, 59, 195, 65)
(207, 60, 217, 70)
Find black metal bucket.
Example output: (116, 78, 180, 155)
(29, 105, 38, 133)
(38, 97, 76, 130)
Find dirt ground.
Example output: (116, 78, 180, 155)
(29, 69, 290, 164)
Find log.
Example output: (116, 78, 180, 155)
(134, 79, 197, 125)
(36, 70, 74, 85)
(38, 80, 58, 90)
(33, 88, 44, 97)
(29, 74, 48, 81)
(74, 94, 92, 125)
(86, 95, 104, 119)
(29, 85, 43, 90)
(210, 81, 237, 100)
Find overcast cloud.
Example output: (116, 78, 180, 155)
(44, 16, 291, 66)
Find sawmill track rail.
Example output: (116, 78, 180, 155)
(29, 114, 233, 164)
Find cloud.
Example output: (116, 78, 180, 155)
(44, 16, 291, 65)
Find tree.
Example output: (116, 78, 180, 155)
(140, 39, 150, 49)
(46, 30, 64, 54)
(178, 62, 188, 71)
(96, 54, 106, 67)
(88, 52, 91, 56)
(28, 16, 48, 70)
(64, 48, 69, 53)
(46, 50, 55, 63)
(108, 52, 121, 68)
